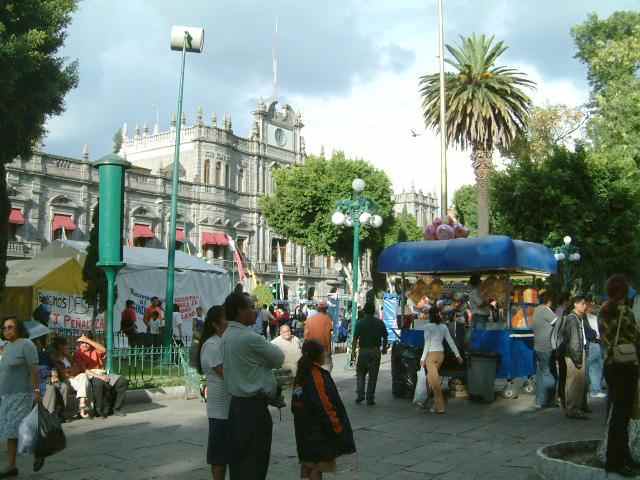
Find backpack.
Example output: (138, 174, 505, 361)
(550, 314, 567, 353)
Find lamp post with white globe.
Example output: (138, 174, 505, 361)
(554, 236, 581, 292)
(331, 178, 383, 354)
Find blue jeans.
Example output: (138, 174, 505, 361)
(535, 351, 556, 408)
(587, 342, 604, 394)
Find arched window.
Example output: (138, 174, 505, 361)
(215, 162, 222, 185)
(203, 159, 211, 184)
(224, 164, 230, 189)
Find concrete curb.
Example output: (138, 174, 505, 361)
(535, 440, 627, 480)
(126, 386, 187, 404)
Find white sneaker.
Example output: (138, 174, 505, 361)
(591, 392, 607, 399)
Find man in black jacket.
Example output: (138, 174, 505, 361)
(562, 294, 589, 419)
(353, 301, 388, 406)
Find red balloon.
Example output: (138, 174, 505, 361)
(436, 224, 455, 240)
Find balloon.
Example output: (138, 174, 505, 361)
(436, 224, 455, 240)
(424, 224, 436, 240)
(456, 225, 470, 238)
(433, 217, 443, 227)
(446, 215, 455, 226)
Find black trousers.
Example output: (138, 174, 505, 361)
(228, 396, 273, 480)
(357, 348, 381, 401)
(91, 376, 129, 416)
(604, 363, 638, 470)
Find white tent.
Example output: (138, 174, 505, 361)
(40, 241, 231, 335)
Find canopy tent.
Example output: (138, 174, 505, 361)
(0, 257, 86, 323)
(378, 235, 557, 277)
(37, 240, 229, 335)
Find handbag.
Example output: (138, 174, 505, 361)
(613, 308, 638, 365)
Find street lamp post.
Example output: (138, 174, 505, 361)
(554, 236, 581, 292)
(164, 26, 204, 349)
(331, 178, 383, 357)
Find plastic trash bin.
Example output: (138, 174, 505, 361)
(467, 351, 499, 403)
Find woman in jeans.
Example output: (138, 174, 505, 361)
(420, 305, 463, 414)
(599, 275, 640, 477)
(0, 316, 45, 477)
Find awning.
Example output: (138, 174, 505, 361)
(378, 235, 557, 276)
(52, 214, 76, 232)
(202, 232, 229, 247)
(176, 228, 185, 242)
(9, 208, 25, 225)
(133, 223, 155, 239)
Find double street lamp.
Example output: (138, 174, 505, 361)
(331, 179, 383, 351)
(554, 236, 581, 292)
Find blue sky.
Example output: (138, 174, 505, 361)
(44, 0, 639, 197)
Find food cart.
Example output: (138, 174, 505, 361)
(378, 235, 557, 400)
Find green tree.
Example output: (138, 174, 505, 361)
(82, 204, 107, 319)
(419, 34, 534, 236)
(573, 12, 640, 165)
(260, 152, 394, 289)
(491, 145, 640, 287)
(252, 283, 274, 308)
(0, 0, 79, 298)
(452, 184, 478, 233)
(384, 211, 423, 246)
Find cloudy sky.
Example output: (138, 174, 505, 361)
(45, 0, 638, 201)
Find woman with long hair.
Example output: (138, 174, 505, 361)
(199, 306, 230, 480)
(420, 302, 463, 414)
(599, 275, 640, 477)
(292, 340, 355, 480)
(0, 316, 45, 477)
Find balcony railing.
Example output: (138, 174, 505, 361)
(7, 240, 41, 259)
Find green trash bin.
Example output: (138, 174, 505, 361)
(467, 351, 499, 403)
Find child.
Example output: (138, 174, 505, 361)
(292, 340, 356, 479)
(149, 311, 162, 346)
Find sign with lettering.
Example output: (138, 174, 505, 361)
(37, 290, 104, 331)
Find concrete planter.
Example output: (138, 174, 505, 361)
(536, 440, 626, 480)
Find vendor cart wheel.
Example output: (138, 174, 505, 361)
(502, 382, 518, 399)
(523, 379, 535, 395)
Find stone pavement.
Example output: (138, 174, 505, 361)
(3, 354, 605, 480)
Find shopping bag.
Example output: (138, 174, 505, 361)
(17, 404, 39, 455)
(34, 402, 66, 458)
(413, 368, 428, 406)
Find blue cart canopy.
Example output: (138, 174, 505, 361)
(378, 235, 557, 276)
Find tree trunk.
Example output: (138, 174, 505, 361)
(472, 146, 493, 236)
(0, 163, 10, 302)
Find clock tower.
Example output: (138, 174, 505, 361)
(252, 99, 305, 164)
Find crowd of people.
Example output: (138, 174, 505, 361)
(0, 316, 130, 478)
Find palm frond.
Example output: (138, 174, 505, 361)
(419, 33, 535, 151)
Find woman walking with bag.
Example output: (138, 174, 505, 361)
(0, 316, 45, 477)
(292, 340, 355, 479)
(599, 275, 640, 477)
(420, 305, 463, 414)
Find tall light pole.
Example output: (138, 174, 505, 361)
(164, 26, 204, 349)
(332, 178, 383, 362)
(554, 236, 581, 292)
(437, 0, 448, 218)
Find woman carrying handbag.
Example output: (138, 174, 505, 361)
(598, 275, 640, 477)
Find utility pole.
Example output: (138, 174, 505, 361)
(437, 0, 448, 218)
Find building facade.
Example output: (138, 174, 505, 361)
(6, 100, 349, 298)
(393, 187, 439, 229)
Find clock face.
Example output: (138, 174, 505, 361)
(275, 128, 287, 147)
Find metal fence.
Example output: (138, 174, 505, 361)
(50, 328, 193, 349)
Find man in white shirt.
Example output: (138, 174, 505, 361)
(222, 292, 284, 480)
(270, 324, 302, 377)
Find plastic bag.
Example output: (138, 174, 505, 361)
(17, 404, 39, 455)
(413, 368, 428, 407)
(34, 402, 66, 458)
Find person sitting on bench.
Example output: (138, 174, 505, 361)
(73, 335, 129, 418)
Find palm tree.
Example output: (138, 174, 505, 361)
(420, 34, 535, 235)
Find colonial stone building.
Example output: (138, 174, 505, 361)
(393, 187, 439, 229)
(6, 100, 348, 298)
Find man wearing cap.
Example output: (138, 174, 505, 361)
(304, 301, 334, 371)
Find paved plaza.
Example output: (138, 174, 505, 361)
(3, 354, 605, 480)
